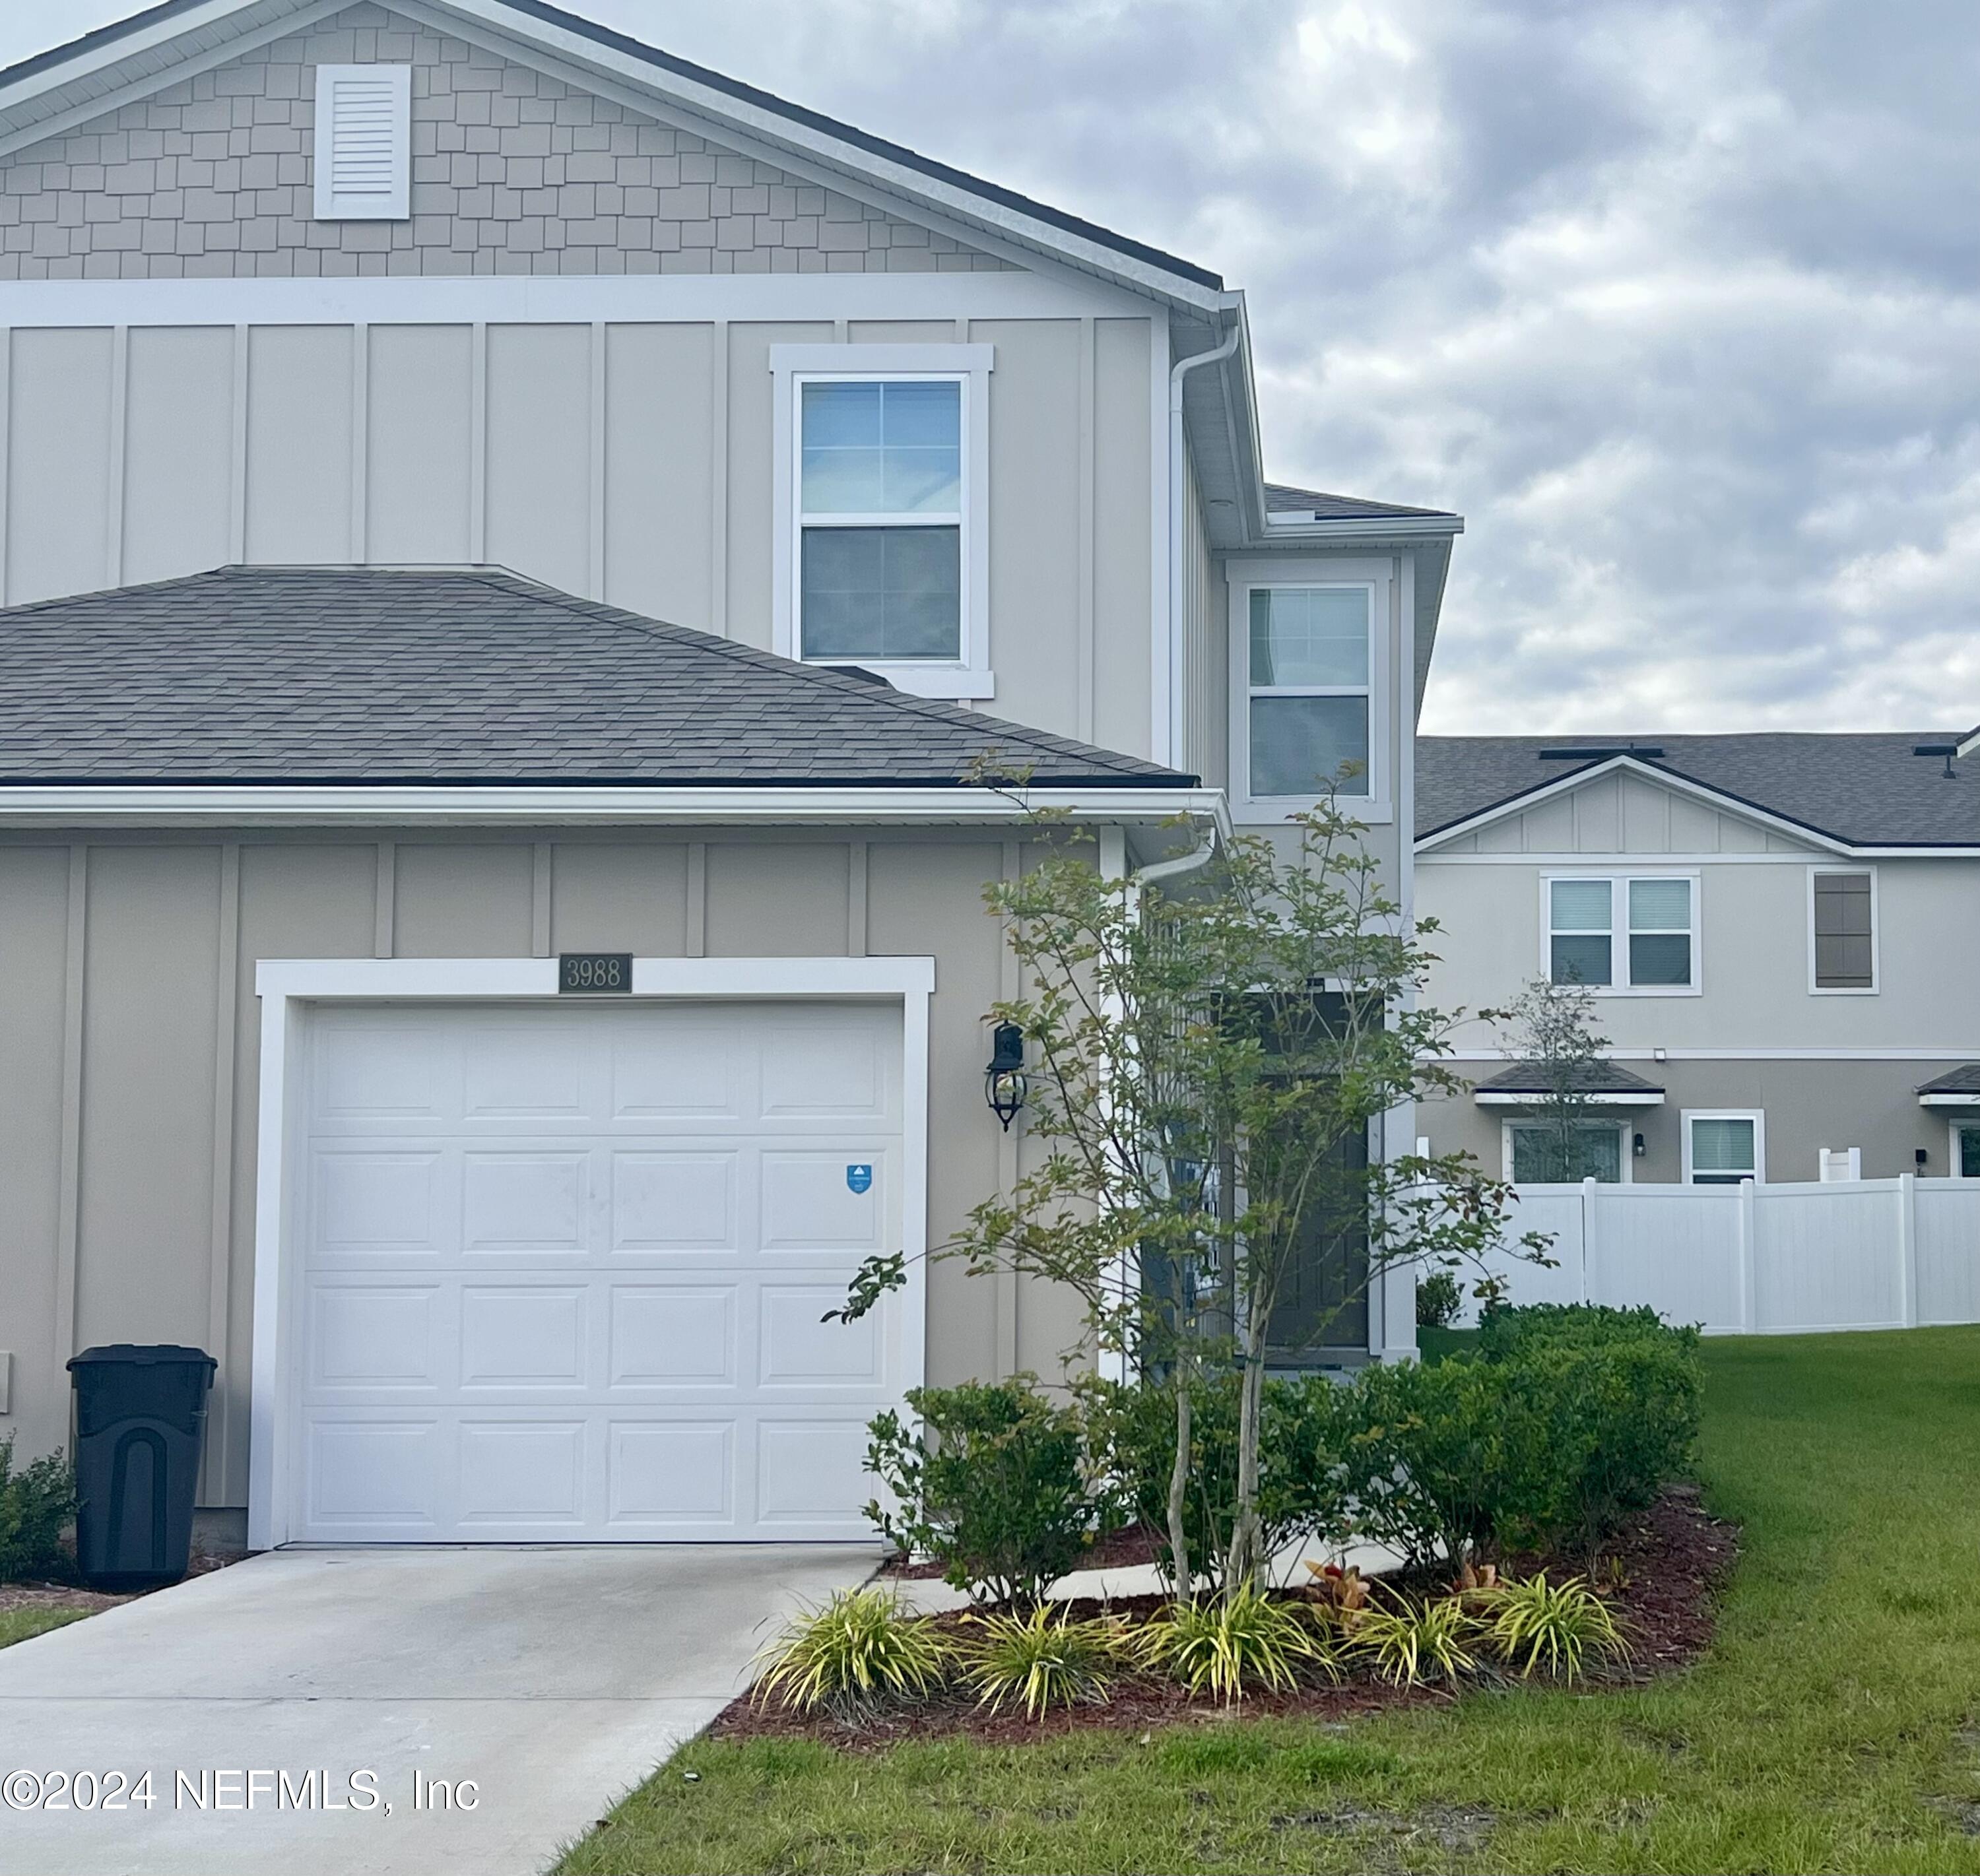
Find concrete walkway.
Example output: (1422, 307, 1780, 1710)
(0, 1543, 879, 1876)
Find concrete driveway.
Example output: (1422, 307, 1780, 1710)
(0, 1544, 878, 1876)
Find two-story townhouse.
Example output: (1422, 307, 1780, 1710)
(1414, 734, 1980, 1189)
(0, 0, 1462, 1554)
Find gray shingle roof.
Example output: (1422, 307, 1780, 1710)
(1918, 1065, 1980, 1097)
(1472, 1060, 1666, 1097)
(1418, 734, 1980, 849)
(1263, 482, 1459, 523)
(0, 565, 1195, 789)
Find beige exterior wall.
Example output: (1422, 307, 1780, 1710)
(0, 3, 1012, 280)
(1418, 767, 1980, 1184)
(0, 825, 1086, 1508)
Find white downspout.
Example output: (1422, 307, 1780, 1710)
(1166, 323, 1241, 770)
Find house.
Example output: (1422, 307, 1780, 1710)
(1414, 733, 1980, 1187)
(0, 0, 1461, 1552)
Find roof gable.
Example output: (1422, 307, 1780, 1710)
(0, 0, 1222, 300)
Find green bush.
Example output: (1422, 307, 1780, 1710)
(864, 1376, 1094, 1607)
(1078, 1369, 1352, 1588)
(1137, 1584, 1331, 1702)
(1476, 1301, 1698, 1361)
(1415, 1270, 1463, 1329)
(960, 1606, 1129, 1720)
(0, 1441, 75, 1583)
(1332, 1355, 1557, 1574)
(752, 1588, 952, 1718)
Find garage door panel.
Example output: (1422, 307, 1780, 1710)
(610, 1150, 739, 1254)
(462, 1150, 591, 1256)
(308, 1283, 442, 1391)
(457, 1421, 587, 1527)
(755, 1419, 872, 1526)
(607, 1421, 735, 1527)
(311, 1149, 449, 1258)
(757, 1286, 886, 1387)
(609, 1285, 737, 1386)
(297, 1000, 905, 1542)
(459, 1285, 588, 1388)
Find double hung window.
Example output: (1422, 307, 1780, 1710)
(1243, 584, 1374, 801)
(1546, 875, 1696, 991)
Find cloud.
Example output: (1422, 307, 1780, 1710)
(5, 0, 1975, 732)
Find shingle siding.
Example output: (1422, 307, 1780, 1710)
(0, 3, 1016, 279)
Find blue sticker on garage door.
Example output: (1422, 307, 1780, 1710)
(845, 1164, 873, 1194)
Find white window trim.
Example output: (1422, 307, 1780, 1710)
(1682, 1108, 1765, 1186)
(770, 343, 994, 701)
(246, 954, 935, 1552)
(1226, 556, 1393, 824)
(1540, 870, 1703, 998)
(312, 63, 411, 222)
(1807, 863, 1879, 996)
(1500, 1117, 1634, 1185)
(1949, 1120, 1980, 1180)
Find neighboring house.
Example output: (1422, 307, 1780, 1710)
(0, 0, 1461, 1551)
(1415, 734, 1980, 1188)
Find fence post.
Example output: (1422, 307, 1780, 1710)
(1737, 1178, 1757, 1332)
(1581, 1177, 1598, 1305)
(1899, 1171, 1918, 1328)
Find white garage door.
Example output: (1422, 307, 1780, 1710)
(293, 999, 906, 1542)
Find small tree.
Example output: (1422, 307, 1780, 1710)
(838, 793, 1548, 1599)
(1494, 978, 1613, 1182)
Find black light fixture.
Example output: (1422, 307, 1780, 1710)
(984, 1021, 1028, 1130)
(1634, 1132, 1647, 1159)
(1916, 1147, 1931, 1170)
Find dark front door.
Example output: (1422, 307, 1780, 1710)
(1265, 1124, 1370, 1360)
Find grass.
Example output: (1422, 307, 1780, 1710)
(556, 1328, 1980, 1875)
(0, 1605, 92, 1650)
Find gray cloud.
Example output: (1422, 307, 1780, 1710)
(5, 0, 1975, 731)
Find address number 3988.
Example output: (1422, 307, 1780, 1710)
(558, 953, 632, 995)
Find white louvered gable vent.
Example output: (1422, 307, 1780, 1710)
(313, 64, 412, 221)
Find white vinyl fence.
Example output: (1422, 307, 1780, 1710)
(1457, 1176, 1980, 1336)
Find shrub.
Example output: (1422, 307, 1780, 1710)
(1333, 1355, 1557, 1574)
(1078, 1370, 1353, 1588)
(960, 1606, 1127, 1720)
(1348, 1591, 1480, 1687)
(1485, 1570, 1628, 1683)
(752, 1588, 952, 1718)
(0, 1442, 75, 1582)
(1476, 1301, 1697, 1362)
(864, 1376, 1095, 1607)
(1138, 1585, 1332, 1702)
(1416, 1270, 1463, 1330)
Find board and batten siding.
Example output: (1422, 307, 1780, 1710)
(0, 311, 1156, 756)
(0, 828, 1080, 1510)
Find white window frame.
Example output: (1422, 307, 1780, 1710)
(1682, 1108, 1765, 1186)
(1950, 1120, 1980, 1181)
(1226, 556, 1392, 824)
(770, 343, 994, 701)
(1500, 1118, 1634, 1185)
(1807, 864, 1879, 996)
(312, 63, 412, 222)
(1540, 870, 1702, 997)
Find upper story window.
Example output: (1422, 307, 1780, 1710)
(1228, 560, 1390, 822)
(1546, 874, 1697, 993)
(771, 344, 994, 701)
(799, 379, 962, 663)
(1810, 868, 1876, 992)
(313, 65, 412, 222)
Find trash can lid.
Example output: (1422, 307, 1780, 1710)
(67, 1344, 218, 1371)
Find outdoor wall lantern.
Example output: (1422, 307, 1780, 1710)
(1633, 1132, 1647, 1158)
(985, 1021, 1029, 1130)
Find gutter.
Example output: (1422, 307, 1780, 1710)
(1166, 318, 1243, 767)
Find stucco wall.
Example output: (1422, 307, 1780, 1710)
(0, 3, 1013, 279)
(0, 827, 1084, 1510)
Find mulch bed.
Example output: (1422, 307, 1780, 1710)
(1, 1548, 242, 1625)
(711, 1483, 1739, 1749)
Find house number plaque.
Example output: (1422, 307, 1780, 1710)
(558, 953, 632, 995)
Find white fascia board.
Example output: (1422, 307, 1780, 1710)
(407, 0, 1234, 315)
(1416, 755, 1854, 857)
(1261, 515, 1465, 542)
(0, 782, 1231, 834)
(1473, 1091, 1665, 1107)
(1921, 1093, 1980, 1108)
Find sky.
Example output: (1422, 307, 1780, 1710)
(3, 0, 1977, 734)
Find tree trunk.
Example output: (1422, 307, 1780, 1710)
(1224, 1316, 1268, 1594)
(1166, 1359, 1193, 1604)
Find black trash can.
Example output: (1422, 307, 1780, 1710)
(66, 1345, 218, 1591)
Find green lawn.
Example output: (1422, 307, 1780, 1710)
(0, 1605, 91, 1650)
(558, 1328, 1980, 1875)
